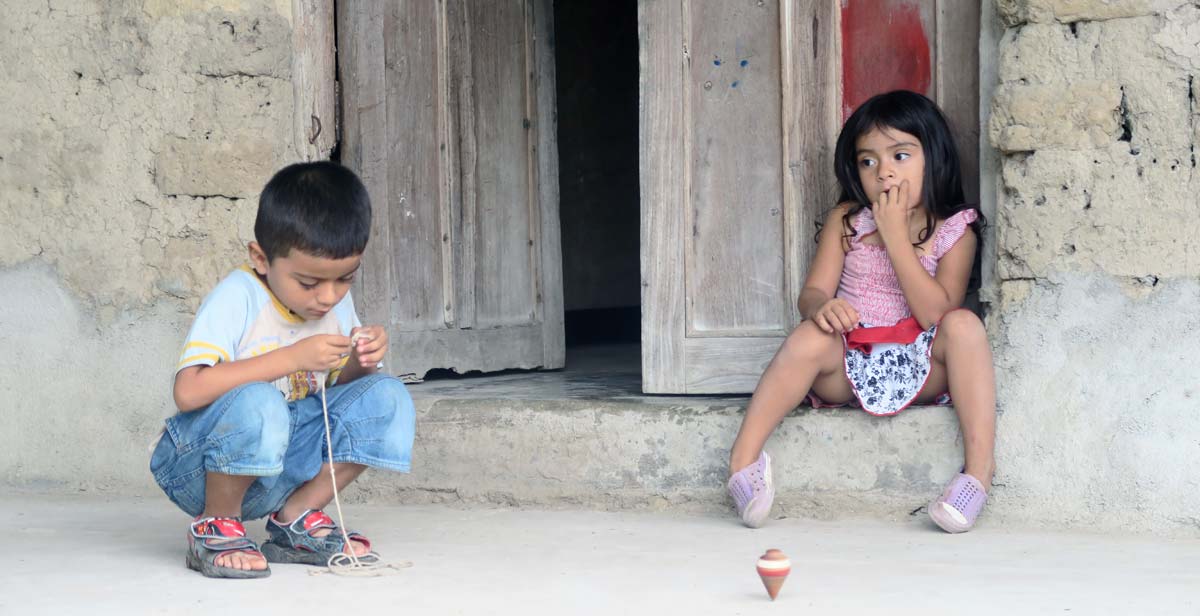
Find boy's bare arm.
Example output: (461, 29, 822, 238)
(335, 355, 376, 386)
(335, 325, 388, 385)
(173, 334, 351, 411)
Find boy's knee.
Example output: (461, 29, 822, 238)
(365, 375, 415, 422)
(334, 375, 414, 467)
(352, 375, 415, 437)
(218, 382, 290, 458)
(351, 373, 408, 399)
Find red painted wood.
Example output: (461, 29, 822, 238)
(840, 0, 932, 120)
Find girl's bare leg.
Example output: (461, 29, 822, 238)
(916, 310, 997, 490)
(729, 321, 854, 474)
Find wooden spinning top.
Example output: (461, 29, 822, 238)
(755, 548, 791, 600)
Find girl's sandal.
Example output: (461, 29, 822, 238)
(186, 517, 271, 579)
(727, 451, 775, 529)
(261, 509, 379, 565)
(929, 473, 988, 533)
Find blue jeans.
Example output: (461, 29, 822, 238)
(150, 374, 414, 520)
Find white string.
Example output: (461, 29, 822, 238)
(308, 350, 412, 577)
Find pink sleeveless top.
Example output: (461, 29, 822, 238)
(836, 208, 978, 327)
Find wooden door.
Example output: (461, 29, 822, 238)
(339, 0, 564, 379)
(640, 0, 978, 393)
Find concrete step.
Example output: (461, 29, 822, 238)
(353, 393, 964, 523)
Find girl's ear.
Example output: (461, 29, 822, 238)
(248, 242, 270, 275)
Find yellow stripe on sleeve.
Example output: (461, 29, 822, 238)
(182, 342, 231, 363)
(177, 353, 222, 368)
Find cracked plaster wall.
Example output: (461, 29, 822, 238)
(0, 0, 300, 491)
(988, 0, 1200, 532)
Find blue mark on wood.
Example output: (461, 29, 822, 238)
(731, 80, 740, 88)
(740, 59, 749, 67)
(713, 58, 722, 66)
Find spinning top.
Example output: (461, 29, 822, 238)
(756, 548, 791, 600)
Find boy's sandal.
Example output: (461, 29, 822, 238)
(929, 472, 988, 533)
(261, 509, 379, 566)
(186, 516, 271, 579)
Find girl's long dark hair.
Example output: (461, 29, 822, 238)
(824, 90, 985, 244)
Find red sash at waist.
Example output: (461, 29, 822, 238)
(844, 316, 925, 354)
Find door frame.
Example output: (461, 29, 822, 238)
(291, 0, 337, 162)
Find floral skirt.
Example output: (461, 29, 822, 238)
(807, 316, 950, 416)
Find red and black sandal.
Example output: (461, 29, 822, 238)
(186, 516, 271, 579)
(261, 509, 377, 566)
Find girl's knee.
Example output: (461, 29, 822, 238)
(939, 309, 985, 341)
(781, 321, 840, 360)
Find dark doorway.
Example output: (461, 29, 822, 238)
(553, 0, 640, 349)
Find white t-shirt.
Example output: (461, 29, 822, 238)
(175, 265, 361, 403)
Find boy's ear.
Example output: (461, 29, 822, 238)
(248, 242, 270, 275)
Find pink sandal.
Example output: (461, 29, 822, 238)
(727, 451, 774, 528)
(929, 473, 988, 533)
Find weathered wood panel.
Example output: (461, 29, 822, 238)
(684, 0, 787, 337)
(461, 0, 539, 328)
(385, 0, 448, 331)
(936, 0, 981, 205)
(390, 325, 546, 378)
(340, 2, 393, 341)
(782, 0, 840, 326)
(641, 0, 840, 393)
(683, 336, 780, 393)
(639, 0, 688, 393)
(532, 0, 566, 369)
(292, 0, 337, 160)
(340, 0, 563, 378)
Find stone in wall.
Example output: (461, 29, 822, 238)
(996, 144, 1199, 280)
(990, 80, 1123, 152)
(997, 0, 1190, 26)
(154, 74, 294, 199)
(990, 6, 1199, 284)
(0, 0, 297, 312)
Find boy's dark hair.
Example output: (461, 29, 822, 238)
(828, 89, 985, 245)
(254, 161, 372, 261)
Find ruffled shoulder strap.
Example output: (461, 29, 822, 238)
(932, 209, 979, 258)
(848, 207, 877, 244)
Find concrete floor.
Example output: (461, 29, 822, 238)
(3, 494, 1197, 615)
